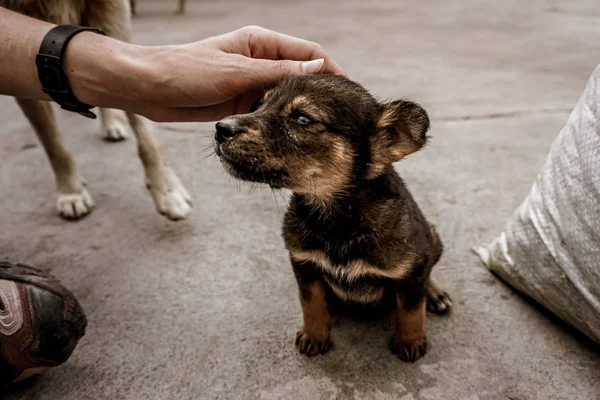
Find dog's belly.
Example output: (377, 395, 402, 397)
(323, 276, 385, 304)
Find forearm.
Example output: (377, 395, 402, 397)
(0, 7, 154, 111)
(0, 7, 54, 100)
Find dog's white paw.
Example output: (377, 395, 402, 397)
(56, 188, 95, 220)
(102, 117, 131, 141)
(147, 168, 193, 221)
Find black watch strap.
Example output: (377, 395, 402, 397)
(35, 25, 106, 119)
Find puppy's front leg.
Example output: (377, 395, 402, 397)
(391, 285, 427, 362)
(292, 260, 332, 357)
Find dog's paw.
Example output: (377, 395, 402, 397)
(102, 117, 130, 142)
(390, 335, 427, 362)
(426, 287, 452, 315)
(146, 167, 193, 221)
(56, 188, 95, 221)
(295, 329, 332, 357)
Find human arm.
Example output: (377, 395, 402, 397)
(0, 6, 344, 122)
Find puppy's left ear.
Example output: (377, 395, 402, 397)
(367, 100, 430, 179)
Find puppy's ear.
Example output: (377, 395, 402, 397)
(367, 100, 430, 179)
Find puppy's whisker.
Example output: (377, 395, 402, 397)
(276, 189, 288, 206)
(248, 182, 261, 195)
(271, 188, 282, 214)
(201, 144, 215, 156)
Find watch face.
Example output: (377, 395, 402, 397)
(35, 54, 69, 94)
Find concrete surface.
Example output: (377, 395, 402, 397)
(1, 0, 599, 399)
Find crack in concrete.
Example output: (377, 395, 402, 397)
(436, 107, 572, 122)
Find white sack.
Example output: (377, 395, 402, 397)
(474, 65, 600, 344)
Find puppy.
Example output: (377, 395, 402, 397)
(214, 75, 451, 362)
(2, 0, 192, 221)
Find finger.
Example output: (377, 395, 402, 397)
(249, 30, 345, 75)
(249, 58, 327, 85)
(137, 56, 332, 123)
(227, 26, 346, 76)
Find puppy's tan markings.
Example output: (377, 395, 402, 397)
(325, 277, 385, 303)
(284, 95, 329, 122)
(286, 95, 311, 112)
(290, 249, 414, 282)
(262, 90, 274, 101)
(295, 280, 332, 356)
(243, 128, 263, 140)
(291, 139, 354, 201)
(391, 296, 427, 362)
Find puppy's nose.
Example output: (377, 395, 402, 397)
(215, 119, 244, 143)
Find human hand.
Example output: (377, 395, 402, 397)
(66, 26, 345, 122)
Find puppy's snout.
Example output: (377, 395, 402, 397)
(215, 119, 244, 143)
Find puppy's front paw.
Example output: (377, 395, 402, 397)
(426, 291, 452, 314)
(426, 284, 452, 314)
(146, 167, 193, 221)
(390, 335, 427, 362)
(102, 117, 131, 141)
(56, 187, 95, 221)
(295, 329, 332, 357)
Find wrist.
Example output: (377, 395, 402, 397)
(63, 32, 155, 111)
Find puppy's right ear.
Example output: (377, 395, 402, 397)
(366, 100, 430, 179)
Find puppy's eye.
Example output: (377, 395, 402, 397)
(291, 112, 313, 125)
(250, 98, 263, 113)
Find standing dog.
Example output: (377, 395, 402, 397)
(2, 0, 192, 221)
(214, 75, 451, 362)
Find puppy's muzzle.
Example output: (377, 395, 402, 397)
(215, 118, 244, 144)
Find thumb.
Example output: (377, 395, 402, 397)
(249, 58, 325, 86)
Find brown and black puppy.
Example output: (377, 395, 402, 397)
(214, 75, 451, 362)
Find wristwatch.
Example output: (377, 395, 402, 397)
(35, 25, 106, 119)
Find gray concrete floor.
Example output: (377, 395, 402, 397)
(2, 0, 599, 399)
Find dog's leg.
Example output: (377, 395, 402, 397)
(100, 108, 131, 142)
(130, 0, 136, 16)
(83, 0, 130, 142)
(426, 279, 452, 314)
(125, 115, 192, 220)
(292, 260, 332, 356)
(177, 0, 186, 14)
(85, 0, 193, 221)
(390, 286, 427, 362)
(15, 98, 94, 220)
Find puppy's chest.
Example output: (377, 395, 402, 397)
(293, 243, 388, 304)
(283, 204, 416, 303)
(285, 224, 400, 304)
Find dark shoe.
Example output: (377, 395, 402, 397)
(0, 261, 87, 386)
